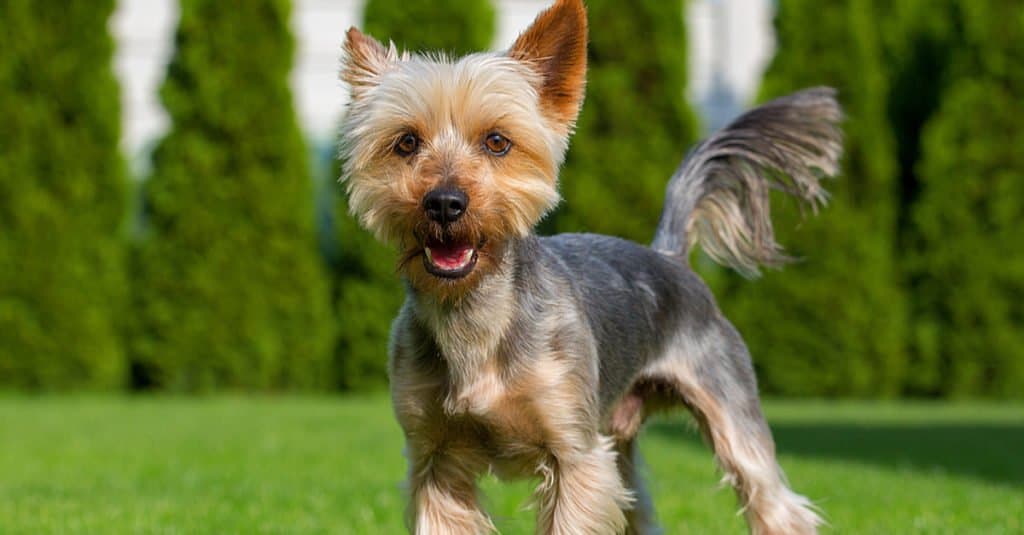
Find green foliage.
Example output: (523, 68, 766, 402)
(545, 0, 699, 243)
(878, 0, 966, 394)
(332, 197, 404, 391)
(882, 1, 964, 219)
(880, 0, 1024, 397)
(908, 2, 1024, 398)
(721, 0, 907, 396)
(363, 0, 496, 56)
(132, 0, 334, 391)
(0, 2, 127, 389)
(333, 0, 496, 390)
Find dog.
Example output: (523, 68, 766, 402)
(338, 0, 841, 533)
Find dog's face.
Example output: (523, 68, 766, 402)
(339, 0, 587, 297)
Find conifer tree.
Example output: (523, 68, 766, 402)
(362, 0, 496, 57)
(877, 0, 965, 394)
(133, 0, 334, 390)
(0, 2, 127, 389)
(908, 1, 1024, 397)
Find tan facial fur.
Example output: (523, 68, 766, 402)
(341, 53, 563, 297)
(339, 1, 586, 298)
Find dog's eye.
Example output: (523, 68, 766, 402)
(394, 133, 420, 156)
(483, 133, 512, 156)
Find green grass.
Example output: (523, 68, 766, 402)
(0, 397, 1021, 534)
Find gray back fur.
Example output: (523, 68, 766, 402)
(651, 87, 843, 277)
(538, 233, 718, 407)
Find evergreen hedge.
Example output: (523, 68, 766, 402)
(333, 0, 496, 390)
(0, 2, 127, 389)
(720, 0, 908, 396)
(911, 81, 1024, 398)
(332, 197, 405, 391)
(908, 1, 1024, 398)
(880, 0, 966, 394)
(544, 0, 699, 244)
(362, 0, 496, 57)
(132, 0, 334, 391)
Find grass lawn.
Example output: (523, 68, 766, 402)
(0, 396, 1021, 534)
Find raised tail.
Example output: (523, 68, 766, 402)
(651, 87, 843, 277)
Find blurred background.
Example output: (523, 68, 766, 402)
(1, 1, 1022, 532)
(4, 0, 1020, 398)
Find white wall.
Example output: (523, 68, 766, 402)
(110, 0, 178, 158)
(290, 0, 361, 145)
(688, 0, 774, 107)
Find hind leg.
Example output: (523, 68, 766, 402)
(614, 438, 661, 535)
(649, 323, 822, 535)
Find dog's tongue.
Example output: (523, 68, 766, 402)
(426, 241, 474, 270)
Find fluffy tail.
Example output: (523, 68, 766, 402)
(651, 87, 843, 277)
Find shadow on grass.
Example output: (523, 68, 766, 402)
(647, 418, 1024, 488)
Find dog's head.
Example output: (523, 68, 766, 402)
(339, 0, 587, 297)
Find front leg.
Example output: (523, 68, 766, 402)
(389, 310, 493, 533)
(405, 437, 494, 535)
(390, 333, 493, 532)
(535, 434, 633, 535)
(526, 357, 633, 535)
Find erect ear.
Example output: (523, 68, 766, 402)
(341, 27, 397, 98)
(509, 0, 588, 131)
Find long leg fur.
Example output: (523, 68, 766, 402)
(645, 321, 823, 535)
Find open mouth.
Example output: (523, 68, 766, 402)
(423, 237, 478, 279)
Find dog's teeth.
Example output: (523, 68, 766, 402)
(425, 245, 474, 271)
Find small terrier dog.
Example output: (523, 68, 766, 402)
(339, 0, 842, 533)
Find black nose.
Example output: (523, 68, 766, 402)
(423, 187, 468, 224)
